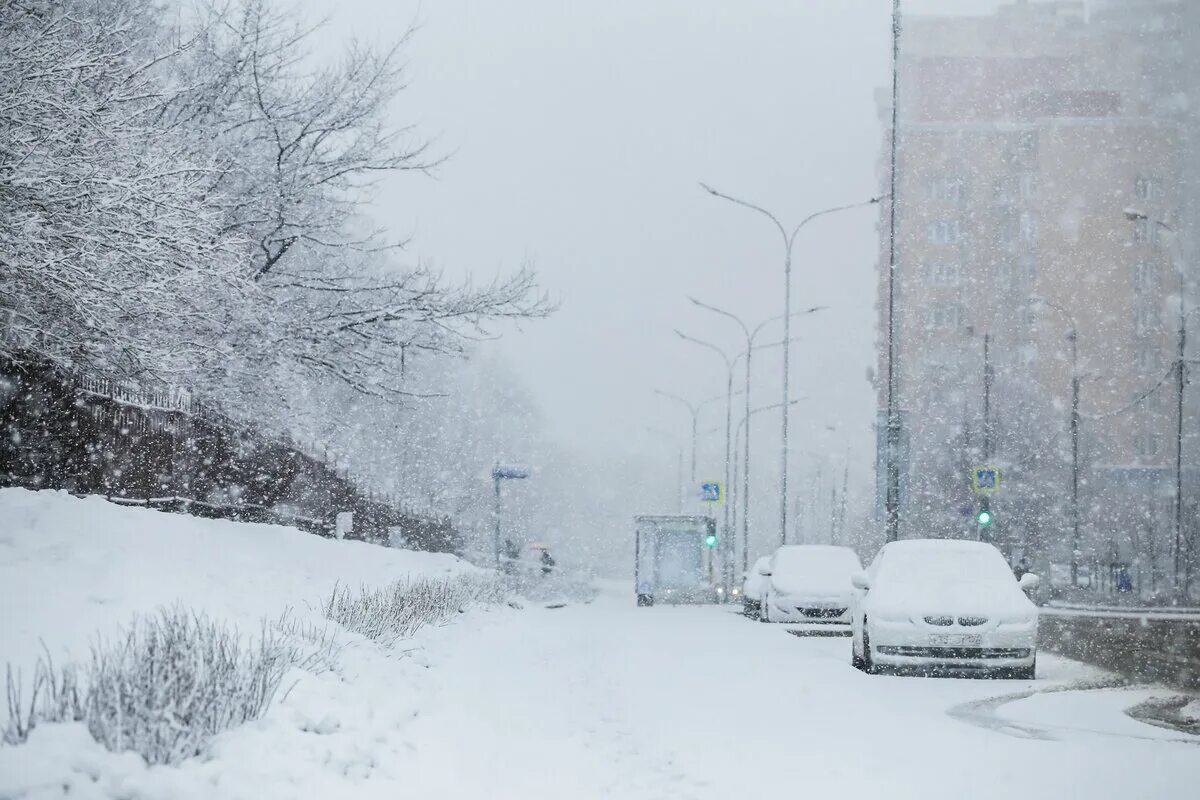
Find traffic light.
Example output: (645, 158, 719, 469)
(976, 498, 993, 527)
(705, 532, 718, 548)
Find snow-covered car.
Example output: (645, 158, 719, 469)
(741, 556, 771, 616)
(850, 539, 1040, 678)
(758, 545, 863, 624)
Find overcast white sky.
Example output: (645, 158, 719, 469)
(303, 0, 1008, 510)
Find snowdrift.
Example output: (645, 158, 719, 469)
(0, 488, 501, 797)
(0, 488, 475, 699)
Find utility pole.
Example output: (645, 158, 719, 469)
(884, 0, 904, 543)
(491, 464, 529, 568)
(1173, 276, 1187, 598)
(983, 332, 993, 462)
(1124, 210, 1193, 600)
(1034, 298, 1082, 589)
(1069, 330, 1081, 588)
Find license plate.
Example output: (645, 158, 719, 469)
(929, 633, 982, 647)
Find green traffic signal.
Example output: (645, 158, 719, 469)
(705, 533, 718, 548)
(976, 498, 992, 527)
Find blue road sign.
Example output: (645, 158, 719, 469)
(972, 466, 1000, 493)
(699, 482, 723, 504)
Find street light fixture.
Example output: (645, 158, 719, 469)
(700, 183, 880, 549)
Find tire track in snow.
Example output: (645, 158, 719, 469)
(947, 677, 1200, 746)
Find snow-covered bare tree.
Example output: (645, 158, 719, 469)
(162, 0, 553, 403)
(0, 0, 259, 384)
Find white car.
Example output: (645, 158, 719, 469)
(741, 556, 771, 616)
(758, 545, 863, 624)
(850, 539, 1039, 678)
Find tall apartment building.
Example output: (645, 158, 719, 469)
(874, 0, 1195, 583)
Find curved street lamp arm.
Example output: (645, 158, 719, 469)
(700, 182, 790, 247)
(653, 388, 698, 416)
(787, 197, 885, 247)
(736, 398, 806, 437)
(688, 296, 750, 341)
(749, 306, 828, 345)
(675, 329, 734, 370)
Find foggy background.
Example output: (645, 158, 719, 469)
(299, 0, 1024, 573)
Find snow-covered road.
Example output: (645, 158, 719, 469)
(402, 583, 1199, 799)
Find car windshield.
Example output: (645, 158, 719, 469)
(877, 546, 1016, 586)
(774, 547, 861, 582)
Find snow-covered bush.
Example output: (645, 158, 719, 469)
(323, 575, 505, 647)
(4, 609, 297, 765)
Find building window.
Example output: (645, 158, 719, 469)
(1134, 175, 1161, 203)
(995, 261, 1014, 292)
(1018, 172, 1038, 201)
(927, 262, 961, 286)
(1135, 343, 1157, 371)
(1020, 255, 1038, 284)
(1132, 218, 1162, 247)
(927, 304, 961, 330)
(993, 177, 1018, 205)
(1018, 211, 1039, 244)
(1133, 261, 1155, 292)
(1134, 305, 1160, 336)
(1134, 430, 1159, 459)
(927, 219, 962, 246)
(1019, 132, 1038, 156)
(928, 176, 965, 205)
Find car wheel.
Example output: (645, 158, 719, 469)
(1010, 659, 1036, 680)
(862, 622, 880, 675)
(851, 635, 866, 671)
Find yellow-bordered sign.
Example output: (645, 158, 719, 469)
(972, 466, 1000, 494)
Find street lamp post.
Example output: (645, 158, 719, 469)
(701, 185, 880, 548)
(1033, 298, 1081, 588)
(491, 463, 530, 568)
(688, 299, 826, 565)
(675, 330, 736, 591)
(731, 398, 805, 566)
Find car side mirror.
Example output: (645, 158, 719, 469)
(1019, 573, 1040, 593)
(851, 571, 871, 591)
(756, 563, 771, 577)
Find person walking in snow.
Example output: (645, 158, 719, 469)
(540, 548, 556, 577)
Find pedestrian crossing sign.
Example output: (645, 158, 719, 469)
(699, 482, 723, 504)
(972, 467, 1000, 494)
